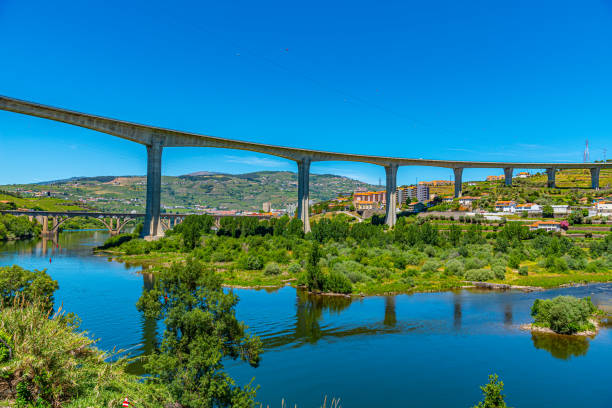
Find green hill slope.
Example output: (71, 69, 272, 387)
(1, 171, 381, 212)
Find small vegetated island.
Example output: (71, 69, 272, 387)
(525, 295, 608, 336)
(98, 213, 612, 296)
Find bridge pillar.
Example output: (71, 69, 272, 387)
(503, 167, 513, 186)
(40, 215, 49, 237)
(297, 157, 311, 233)
(453, 168, 463, 198)
(590, 167, 600, 190)
(546, 168, 556, 188)
(143, 140, 164, 239)
(384, 164, 398, 228)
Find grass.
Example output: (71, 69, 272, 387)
(0, 193, 86, 212)
(0, 300, 172, 407)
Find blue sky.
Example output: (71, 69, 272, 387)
(1, 0, 611, 185)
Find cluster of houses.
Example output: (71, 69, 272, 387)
(352, 186, 432, 211)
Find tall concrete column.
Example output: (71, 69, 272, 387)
(41, 215, 49, 237)
(453, 168, 464, 198)
(297, 157, 311, 233)
(384, 164, 398, 227)
(546, 168, 556, 188)
(142, 140, 164, 239)
(590, 167, 600, 190)
(503, 167, 513, 186)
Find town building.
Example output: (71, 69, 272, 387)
(458, 196, 480, 207)
(494, 200, 516, 213)
(418, 180, 452, 186)
(416, 185, 430, 202)
(551, 205, 569, 216)
(486, 175, 505, 182)
(405, 202, 426, 213)
(517, 171, 530, 178)
(262, 202, 272, 212)
(529, 220, 562, 232)
(515, 203, 541, 214)
(595, 201, 612, 214)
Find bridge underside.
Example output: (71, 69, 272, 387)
(1, 95, 610, 237)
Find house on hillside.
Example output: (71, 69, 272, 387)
(552, 205, 569, 216)
(515, 203, 541, 214)
(494, 200, 516, 213)
(459, 196, 480, 207)
(596, 201, 612, 215)
(529, 220, 562, 232)
(405, 202, 426, 213)
(517, 172, 530, 178)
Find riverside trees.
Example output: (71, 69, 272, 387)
(102, 213, 612, 295)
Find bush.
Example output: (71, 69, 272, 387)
(445, 259, 464, 276)
(464, 257, 487, 271)
(287, 262, 302, 274)
(472, 374, 508, 408)
(491, 265, 506, 280)
(465, 269, 494, 282)
(98, 233, 134, 250)
(322, 270, 353, 294)
(263, 262, 281, 276)
(421, 259, 440, 274)
(244, 255, 264, 271)
(518, 266, 529, 276)
(531, 296, 597, 334)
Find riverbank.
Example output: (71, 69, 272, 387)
(100, 249, 612, 296)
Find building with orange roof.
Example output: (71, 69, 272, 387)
(486, 175, 506, 182)
(494, 200, 516, 213)
(529, 220, 561, 232)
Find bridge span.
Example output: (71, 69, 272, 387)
(1, 96, 610, 237)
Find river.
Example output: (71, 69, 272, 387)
(1, 231, 611, 408)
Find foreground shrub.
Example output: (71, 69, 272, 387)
(0, 303, 172, 407)
(472, 374, 508, 408)
(491, 265, 506, 280)
(445, 259, 464, 276)
(98, 233, 134, 250)
(136, 258, 263, 407)
(518, 266, 528, 276)
(531, 296, 597, 335)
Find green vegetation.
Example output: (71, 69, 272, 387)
(1, 171, 381, 213)
(472, 374, 510, 408)
(0, 265, 58, 309)
(530, 296, 600, 335)
(0, 214, 40, 241)
(100, 213, 612, 295)
(0, 192, 85, 212)
(0, 261, 266, 407)
(136, 258, 263, 407)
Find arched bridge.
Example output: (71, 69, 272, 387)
(1, 95, 610, 237)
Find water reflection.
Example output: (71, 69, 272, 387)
(383, 296, 397, 327)
(453, 291, 462, 330)
(531, 332, 590, 360)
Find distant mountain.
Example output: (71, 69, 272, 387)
(7, 171, 381, 212)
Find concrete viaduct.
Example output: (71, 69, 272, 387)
(1, 96, 610, 238)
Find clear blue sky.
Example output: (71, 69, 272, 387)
(1, 0, 611, 186)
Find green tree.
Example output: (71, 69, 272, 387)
(542, 205, 554, 218)
(136, 258, 263, 408)
(0, 265, 58, 309)
(306, 242, 324, 291)
(472, 374, 509, 408)
(175, 215, 213, 249)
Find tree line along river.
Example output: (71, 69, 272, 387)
(1, 231, 611, 408)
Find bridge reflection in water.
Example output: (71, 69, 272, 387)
(129, 272, 605, 375)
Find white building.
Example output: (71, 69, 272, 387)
(552, 205, 569, 216)
(494, 201, 516, 213)
(515, 203, 541, 214)
(529, 220, 562, 232)
(596, 201, 612, 214)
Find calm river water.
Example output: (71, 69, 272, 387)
(1, 231, 611, 408)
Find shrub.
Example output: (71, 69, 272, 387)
(465, 269, 494, 282)
(445, 259, 464, 276)
(491, 265, 506, 280)
(518, 266, 528, 276)
(472, 374, 508, 408)
(98, 233, 134, 250)
(323, 271, 353, 294)
(464, 257, 487, 271)
(263, 262, 281, 276)
(531, 296, 597, 334)
(421, 259, 440, 274)
(287, 262, 302, 274)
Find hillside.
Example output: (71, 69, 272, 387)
(1, 171, 381, 213)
